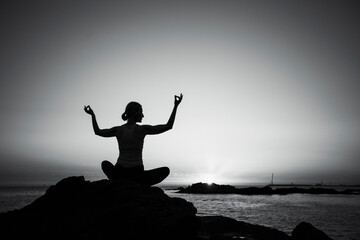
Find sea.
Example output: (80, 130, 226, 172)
(0, 185, 359, 240)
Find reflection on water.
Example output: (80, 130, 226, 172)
(166, 190, 360, 240)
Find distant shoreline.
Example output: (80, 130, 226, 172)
(177, 182, 360, 195)
(267, 184, 360, 189)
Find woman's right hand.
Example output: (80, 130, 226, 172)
(174, 93, 183, 107)
(84, 105, 94, 116)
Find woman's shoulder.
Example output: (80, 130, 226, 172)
(111, 125, 123, 133)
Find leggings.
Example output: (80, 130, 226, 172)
(101, 160, 170, 186)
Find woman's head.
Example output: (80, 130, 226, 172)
(122, 102, 144, 122)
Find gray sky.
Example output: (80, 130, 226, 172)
(1, 0, 360, 185)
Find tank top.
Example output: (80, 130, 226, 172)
(116, 125, 144, 167)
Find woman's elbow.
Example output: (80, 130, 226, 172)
(94, 130, 102, 136)
(165, 123, 173, 131)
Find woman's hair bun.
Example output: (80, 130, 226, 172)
(121, 112, 128, 121)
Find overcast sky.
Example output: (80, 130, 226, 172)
(1, 0, 360, 185)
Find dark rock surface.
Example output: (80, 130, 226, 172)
(178, 182, 359, 195)
(0, 177, 334, 240)
(0, 176, 198, 239)
(292, 222, 333, 240)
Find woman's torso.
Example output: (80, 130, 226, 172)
(115, 124, 145, 167)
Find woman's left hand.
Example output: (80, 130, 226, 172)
(84, 105, 94, 116)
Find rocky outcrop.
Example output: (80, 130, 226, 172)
(178, 182, 359, 195)
(292, 222, 333, 240)
(0, 177, 334, 240)
(0, 176, 198, 239)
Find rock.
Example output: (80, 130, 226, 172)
(292, 222, 333, 240)
(0, 176, 198, 240)
(178, 182, 238, 194)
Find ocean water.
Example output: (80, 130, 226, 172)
(166, 190, 360, 240)
(0, 186, 48, 213)
(1, 186, 359, 240)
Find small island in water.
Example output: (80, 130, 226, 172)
(177, 182, 360, 195)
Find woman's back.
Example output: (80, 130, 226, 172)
(116, 124, 145, 167)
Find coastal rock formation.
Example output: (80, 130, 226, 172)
(0, 176, 198, 239)
(0, 177, 334, 240)
(292, 222, 333, 240)
(178, 182, 359, 195)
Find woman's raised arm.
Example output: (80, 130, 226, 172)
(84, 105, 116, 137)
(143, 94, 183, 135)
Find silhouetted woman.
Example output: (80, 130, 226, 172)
(84, 94, 183, 186)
